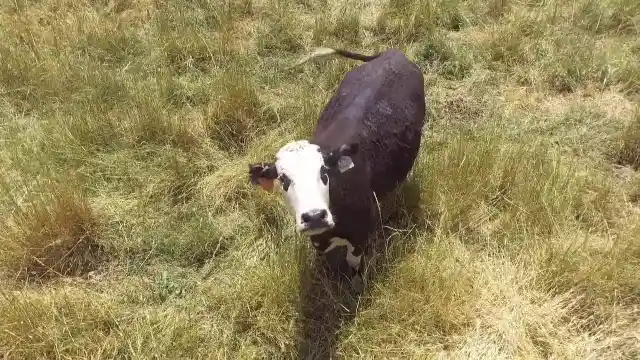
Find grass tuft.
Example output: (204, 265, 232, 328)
(573, 0, 640, 35)
(614, 112, 640, 169)
(203, 68, 277, 153)
(0, 185, 106, 282)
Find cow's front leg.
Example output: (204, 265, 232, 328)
(347, 244, 365, 294)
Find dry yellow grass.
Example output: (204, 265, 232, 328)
(1, 0, 639, 359)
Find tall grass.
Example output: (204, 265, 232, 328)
(1, 0, 639, 358)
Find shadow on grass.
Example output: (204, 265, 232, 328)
(295, 177, 427, 359)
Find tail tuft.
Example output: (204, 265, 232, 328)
(288, 47, 381, 70)
(291, 47, 338, 68)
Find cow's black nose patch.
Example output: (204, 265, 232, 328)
(302, 209, 328, 223)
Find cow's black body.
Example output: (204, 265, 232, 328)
(308, 49, 427, 280)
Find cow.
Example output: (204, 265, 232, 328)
(248, 47, 426, 292)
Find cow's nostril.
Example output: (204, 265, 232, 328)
(318, 209, 328, 219)
(301, 212, 312, 223)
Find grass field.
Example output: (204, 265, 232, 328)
(1, 0, 639, 358)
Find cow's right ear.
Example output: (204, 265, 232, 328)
(248, 163, 278, 191)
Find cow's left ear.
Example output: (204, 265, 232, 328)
(324, 142, 358, 173)
(248, 162, 278, 191)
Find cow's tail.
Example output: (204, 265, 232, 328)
(292, 47, 382, 68)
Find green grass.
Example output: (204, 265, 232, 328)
(1, 0, 639, 358)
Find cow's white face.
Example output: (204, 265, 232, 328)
(248, 140, 358, 236)
(275, 141, 333, 234)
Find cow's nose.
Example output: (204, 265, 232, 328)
(301, 209, 328, 223)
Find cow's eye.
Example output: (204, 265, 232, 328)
(279, 174, 292, 191)
(320, 166, 329, 186)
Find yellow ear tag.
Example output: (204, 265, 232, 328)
(258, 178, 275, 191)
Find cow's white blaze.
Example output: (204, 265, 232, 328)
(275, 140, 334, 234)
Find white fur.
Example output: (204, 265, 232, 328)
(275, 140, 335, 234)
(323, 237, 362, 270)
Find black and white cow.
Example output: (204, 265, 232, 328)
(249, 48, 426, 291)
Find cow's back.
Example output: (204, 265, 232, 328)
(313, 50, 426, 198)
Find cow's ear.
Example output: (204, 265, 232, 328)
(324, 142, 358, 173)
(248, 163, 278, 191)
